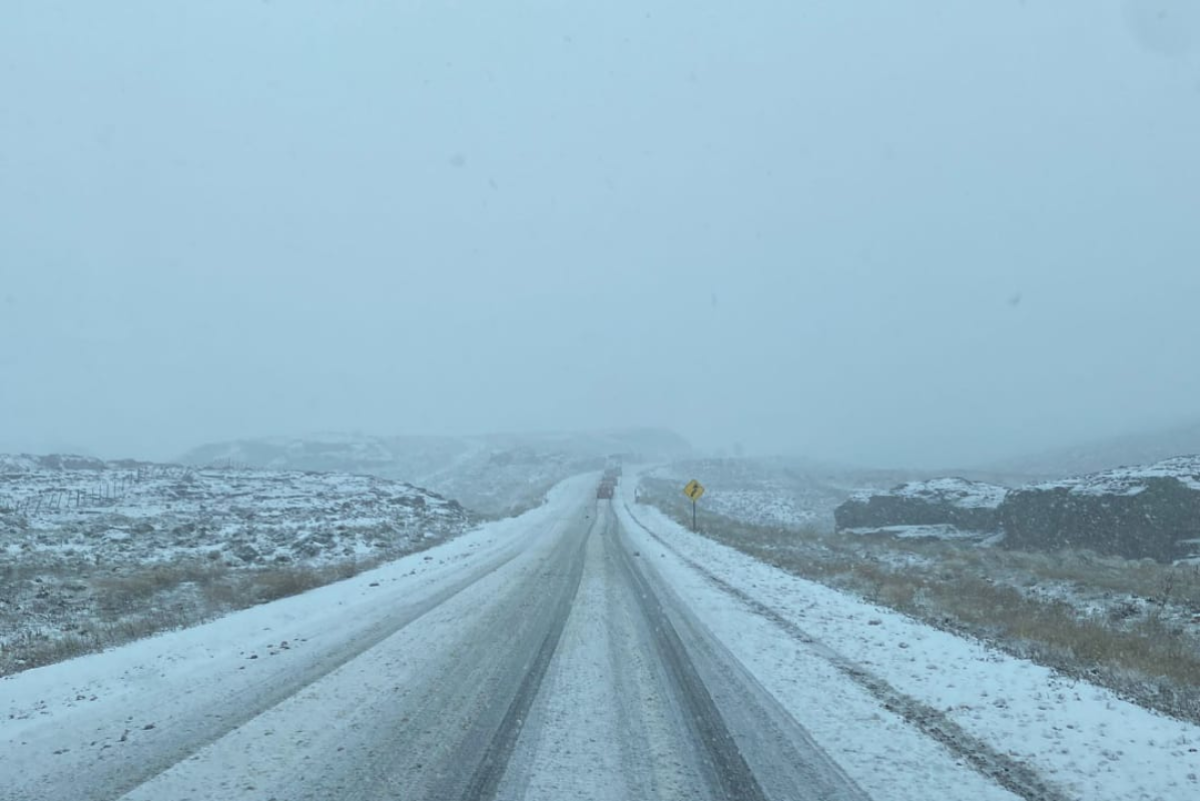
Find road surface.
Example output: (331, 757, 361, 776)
(1, 478, 875, 801)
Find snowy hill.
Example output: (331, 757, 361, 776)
(180, 429, 691, 516)
(180, 433, 467, 478)
(0, 458, 469, 565)
(833, 457, 1200, 561)
(0, 455, 472, 673)
(647, 457, 860, 530)
(835, 477, 1008, 538)
(1027, 454, 1200, 495)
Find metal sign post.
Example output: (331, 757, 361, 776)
(682, 480, 705, 531)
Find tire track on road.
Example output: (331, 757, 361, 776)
(612, 516, 770, 801)
(450, 519, 591, 801)
(109, 504, 598, 801)
(321, 509, 595, 801)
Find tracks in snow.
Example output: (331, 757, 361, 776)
(7, 487, 1024, 801)
(621, 502, 1072, 801)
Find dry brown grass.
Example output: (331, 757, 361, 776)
(0, 556, 389, 676)
(92, 560, 226, 617)
(3, 607, 197, 673)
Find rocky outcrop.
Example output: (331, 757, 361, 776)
(835, 478, 1007, 534)
(837, 458, 1200, 562)
(998, 456, 1200, 562)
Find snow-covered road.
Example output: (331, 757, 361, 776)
(3, 472, 1197, 800)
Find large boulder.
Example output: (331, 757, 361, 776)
(835, 478, 1007, 534)
(998, 456, 1200, 562)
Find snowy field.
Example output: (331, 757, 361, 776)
(644, 460, 851, 529)
(180, 429, 690, 517)
(0, 461, 467, 565)
(0, 457, 471, 672)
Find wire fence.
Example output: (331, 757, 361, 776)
(2, 465, 195, 516)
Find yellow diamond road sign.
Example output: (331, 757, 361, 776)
(683, 479, 705, 501)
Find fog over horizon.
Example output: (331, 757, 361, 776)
(3, 2, 1198, 470)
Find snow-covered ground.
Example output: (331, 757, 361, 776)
(0, 457, 471, 670)
(179, 429, 691, 517)
(695, 487, 822, 528)
(645, 459, 847, 529)
(0, 476, 597, 801)
(5, 466, 1198, 800)
(0, 459, 467, 563)
(618, 473, 1200, 801)
(840, 523, 996, 540)
(848, 476, 1009, 508)
(1031, 455, 1200, 495)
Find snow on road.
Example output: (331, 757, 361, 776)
(495, 514, 700, 801)
(617, 474, 1200, 801)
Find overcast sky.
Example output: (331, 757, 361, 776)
(2, 1, 1198, 467)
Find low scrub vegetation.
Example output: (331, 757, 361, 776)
(1, 547, 422, 676)
(640, 478, 1200, 723)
